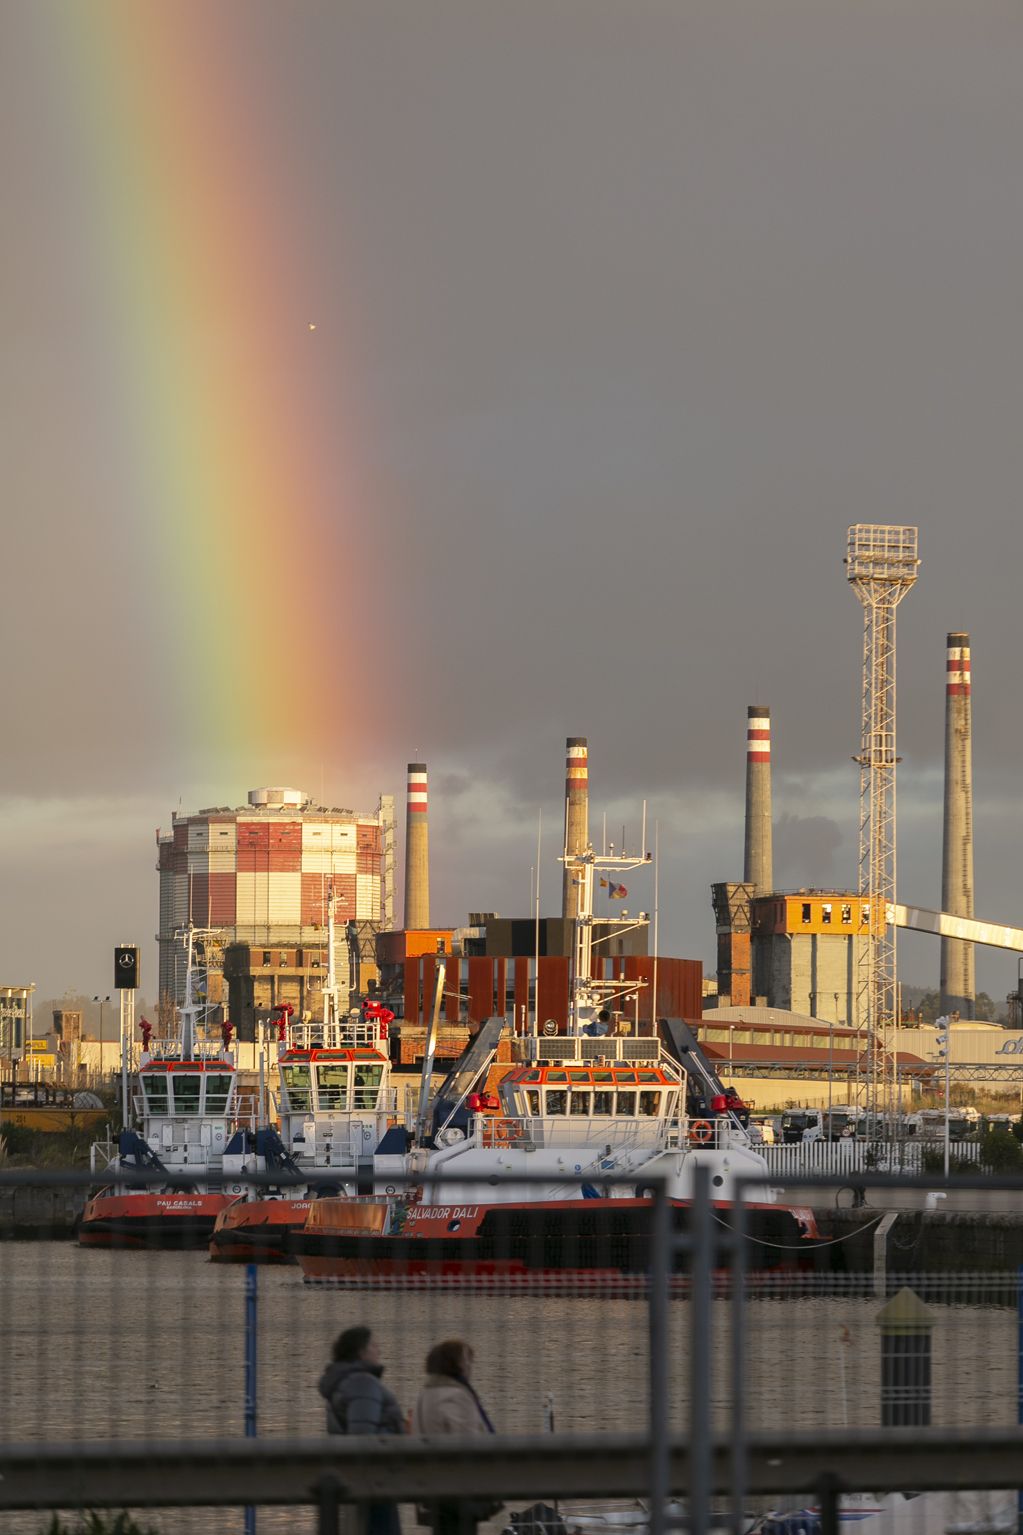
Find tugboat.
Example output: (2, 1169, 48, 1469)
(78, 927, 248, 1249)
(291, 845, 817, 1288)
(208, 885, 404, 1263)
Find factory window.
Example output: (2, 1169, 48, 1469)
(262, 951, 272, 967)
(142, 1075, 169, 1113)
(822, 904, 832, 924)
(841, 906, 852, 925)
(801, 904, 812, 924)
(616, 1091, 637, 1116)
(861, 906, 870, 925)
(173, 1074, 201, 1115)
(205, 1074, 233, 1115)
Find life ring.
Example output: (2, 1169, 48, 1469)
(690, 1119, 713, 1145)
(490, 1118, 521, 1145)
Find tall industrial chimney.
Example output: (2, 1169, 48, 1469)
(743, 706, 773, 896)
(940, 634, 975, 1018)
(404, 762, 430, 930)
(562, 737, 589, 920)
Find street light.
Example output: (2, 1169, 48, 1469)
(93, 995, 111, 1062)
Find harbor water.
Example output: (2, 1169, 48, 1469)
(1, 1242, 1020, 1533)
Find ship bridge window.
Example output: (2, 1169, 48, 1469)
(545, 1091, 567, 1116)
(523, 1071, 540, 1082)
(568, 1070, 592, 1083)
(593, 1071, 614, 1083)
(317, 1063, 349, 1110)
(281, 1064, 312, 1111)
(205, 1074, 233, 1114)
(526, 1090, 541, 1116)
(546, 1072, 568, 1083)
(142, 1075, 168, 1113)
(173, 1074, 201, 1115)
(570, 1091, 591, 1116)
(638, 1071, 660, 1083)
(616, 1091, 636, 1116)
(639, 1092, 661, 1116)
(353, 1063, 383, 1109)
(593, 1091, 613, 1115)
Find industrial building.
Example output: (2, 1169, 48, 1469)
(157, 786, 395, 1021)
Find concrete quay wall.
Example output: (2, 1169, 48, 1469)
(0, 1184, 85, 1238)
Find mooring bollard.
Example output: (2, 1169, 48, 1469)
(875, 1286, 935, 1427)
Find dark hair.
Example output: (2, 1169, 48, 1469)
(333, 1326, 372, 1363)
(425, 1338, 472, 1379)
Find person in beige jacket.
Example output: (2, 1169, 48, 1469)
(411, 1339, 500, 1534)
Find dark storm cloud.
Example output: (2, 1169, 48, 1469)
(3, 1, 1023, 999)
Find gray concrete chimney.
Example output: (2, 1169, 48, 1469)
(403, 762, 430, 930)
(743, 706, 773, 896)
(562, 737, 589, 920)
(940, 634, 975, 1018)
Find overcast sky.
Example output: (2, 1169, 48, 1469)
(4, 1, 1023, 1010)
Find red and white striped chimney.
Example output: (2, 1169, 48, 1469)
(940, 634, 975, 1018)
(562, 737, 589, 921)
(403, 762, 430, 930)
(743, 706, 773, 896)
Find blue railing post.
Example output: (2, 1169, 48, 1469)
(245, 1262, 258, 1535)
(1007, 1264, 1013, 1535)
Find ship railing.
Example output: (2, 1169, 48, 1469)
(477, 1115, 673, 1151)
(287, 1021, 386, 1051)
(680, 1113, 752, 1150)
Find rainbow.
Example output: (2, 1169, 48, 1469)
(35, 5, 378, 779)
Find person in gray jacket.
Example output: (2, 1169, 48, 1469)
(319, 1325, 405, 1535)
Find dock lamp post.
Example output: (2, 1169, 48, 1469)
(935, 1016, 951, 1178)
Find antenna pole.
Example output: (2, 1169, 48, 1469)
(652, 823, 660, 1030)
(534, 810, 542, 1028)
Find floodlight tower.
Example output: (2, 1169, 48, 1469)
(845, 525, 920, 1120)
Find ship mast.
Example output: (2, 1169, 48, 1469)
(561, 843, 653, 1035)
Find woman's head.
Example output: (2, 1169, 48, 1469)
(425, 1338, 474, 1380)
(333, 1326, 381, 1366)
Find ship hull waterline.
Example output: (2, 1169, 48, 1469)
(290, 1196, 820, 1286)
(78, 1191, 236, 1250)
(208, 1197, 314, 1264)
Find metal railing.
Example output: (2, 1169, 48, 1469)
(2, 1165, 1023, 1532)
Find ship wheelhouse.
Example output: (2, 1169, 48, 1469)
(497, 1064, 682, 1124)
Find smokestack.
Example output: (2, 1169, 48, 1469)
(743, 706, 773, 896)
(562, 737, 589, 920)
(404, 762, 430, 930)
(940, 634, 975, 1019)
